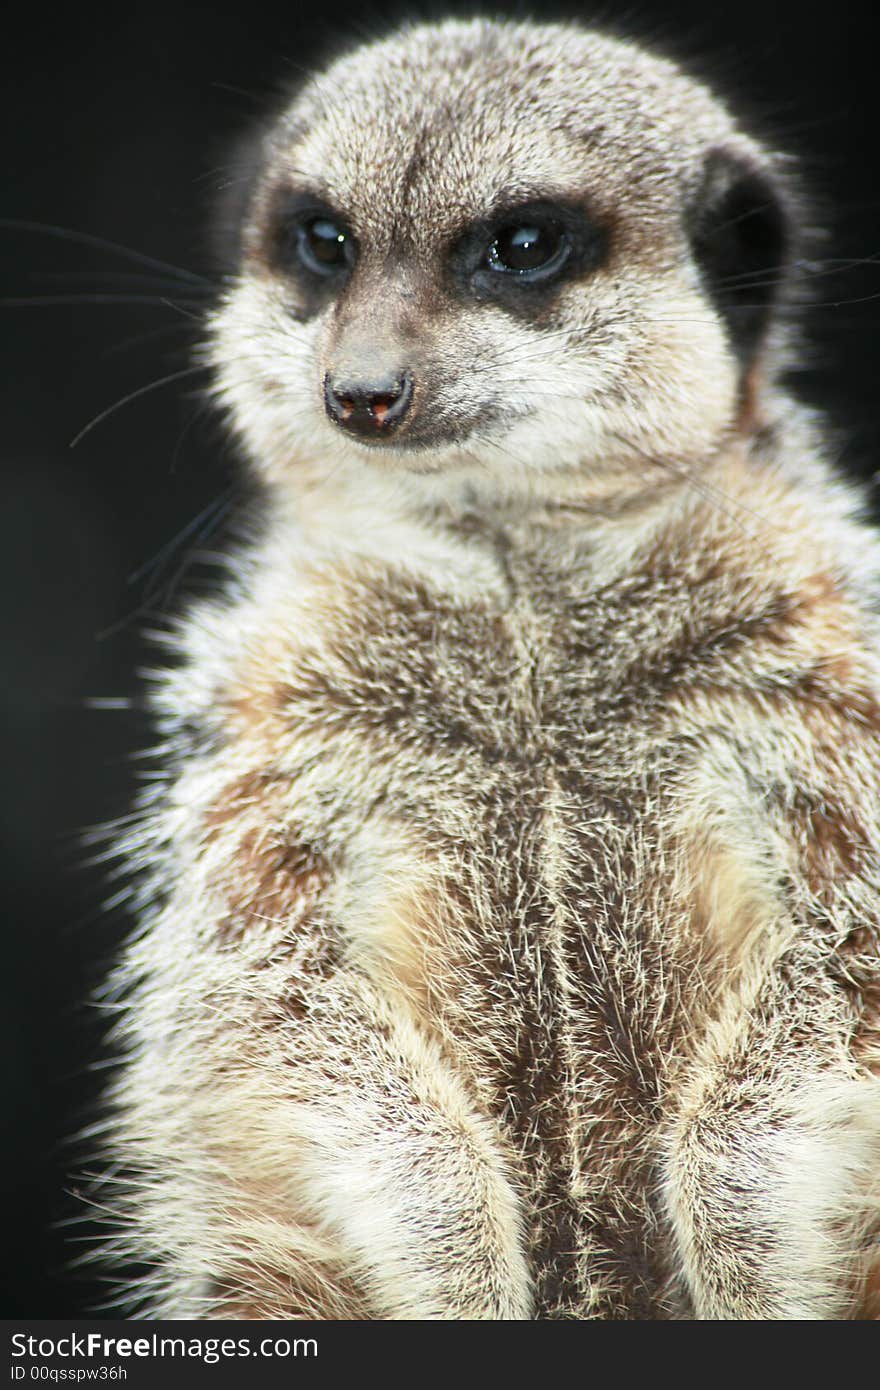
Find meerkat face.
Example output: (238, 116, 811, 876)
(210, 19, 793, 499)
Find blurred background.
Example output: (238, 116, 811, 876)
(3, 0, 880, 1317)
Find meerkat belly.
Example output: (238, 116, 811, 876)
(200, 562, 699, 1317)
(420, 789, 687, 1318)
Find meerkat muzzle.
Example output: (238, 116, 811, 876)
(323, 369, 414, 439)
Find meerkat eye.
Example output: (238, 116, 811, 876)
(486, 220, 570, 277)
(455, 202, 606, 301)
(263, 191, 358, 284)
(297, 216, 355, 276)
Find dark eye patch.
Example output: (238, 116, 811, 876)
(262, 187, 357, 287)
(450, 199, 608, 313)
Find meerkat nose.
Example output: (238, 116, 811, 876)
(324, 370, 414, 439)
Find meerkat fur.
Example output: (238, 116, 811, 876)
(99, 17, 880, 1318)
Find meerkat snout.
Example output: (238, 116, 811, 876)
(323, 367, 414, 438)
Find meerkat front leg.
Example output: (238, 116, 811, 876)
(143, 961, 531, 1317)
(663, 994, 880, 1319)
(276, 979, 533, 1319)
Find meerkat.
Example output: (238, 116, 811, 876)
(100, 16, 880, 1319)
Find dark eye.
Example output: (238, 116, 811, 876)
(485, 220, 570, 278)
(296, 216, 355, 276)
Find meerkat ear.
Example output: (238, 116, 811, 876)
(686, 149, 792, 368)
(209, 123, 273, 276)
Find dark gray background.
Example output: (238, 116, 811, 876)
(4, 0, 880, 1315)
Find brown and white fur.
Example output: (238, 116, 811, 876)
(102, 17, 880, 1318)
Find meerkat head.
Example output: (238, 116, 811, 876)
(210, 18, 796, 504)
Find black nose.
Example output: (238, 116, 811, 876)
(324, 370, 413, 438)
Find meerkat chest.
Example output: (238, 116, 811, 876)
(218, 535, 667, 834)
(199, 529, 685, 991)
